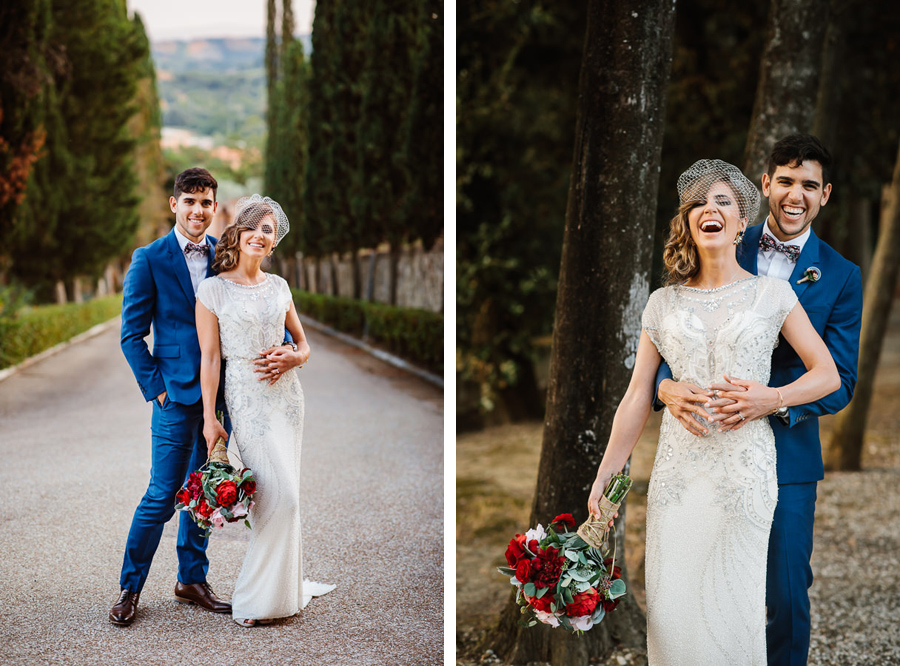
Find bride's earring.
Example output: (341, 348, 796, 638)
(733, 229, 745, 245)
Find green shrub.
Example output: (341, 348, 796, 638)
(292, 290, 443, 374)
(0, 295, 123, 370)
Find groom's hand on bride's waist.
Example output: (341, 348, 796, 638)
(658, 379, 716, 437)
(254, 344, 307, 385)
(707, 375, 779, 433)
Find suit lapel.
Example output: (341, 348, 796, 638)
(739, 223, 763, 275)
(789, 228, 821, 301)
(165, 230, 196, 305)
(206, 235, 218, 278)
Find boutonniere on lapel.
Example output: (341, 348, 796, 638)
(796, 267, 821, 284)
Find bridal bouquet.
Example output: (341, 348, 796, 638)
(175, 414, 256, 537)
(498, 475, 633, 633)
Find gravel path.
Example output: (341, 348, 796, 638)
(0, 322, 443, 665)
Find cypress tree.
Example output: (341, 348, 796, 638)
(357, 0, 418, 304)
(303, 0, 337, 264)
(9, 0, 147, 298)
(0, 0, 55, 272)
(401, 1, 443, 253)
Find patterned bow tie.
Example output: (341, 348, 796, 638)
(184, 242, 209, 258)
(759, 233, 800, 263)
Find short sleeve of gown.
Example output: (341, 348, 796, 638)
(273, 274, 292, 313)
(641, 287, 666, 351)
(196, 277, 221, 315)
(766, 277, 799, 332)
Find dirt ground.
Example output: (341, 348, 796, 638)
(457, 306, 900, 665)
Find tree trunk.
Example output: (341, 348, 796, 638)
(486, 0, 676, 662)
(388, 243, 401, 306)
(826, 140, 900, 471)
(329, 253, 340, 297)
(351, 249, 362, 300)
(744, 0, 831, 224)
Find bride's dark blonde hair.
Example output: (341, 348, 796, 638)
(662, 199, 704, 286)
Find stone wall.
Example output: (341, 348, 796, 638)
(291, 246, 443, 313)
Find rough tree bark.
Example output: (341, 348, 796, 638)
(485, 1, 676, 663)
(826, 140, 900, 470)
(744, 0, 831, 223)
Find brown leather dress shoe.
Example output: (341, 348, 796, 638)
(109, 589, 140, 626)
(174, 582, 232, 613)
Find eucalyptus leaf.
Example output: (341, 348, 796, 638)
(524, 583, 536, 597)
(608, 578, 626, 599)
(561, 577, 572, 588)
(565, 550, 579, 562)
(497, 566, 516, 576)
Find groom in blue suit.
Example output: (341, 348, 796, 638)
(656, 135, 862, 665)
(111, 168, 233, 625)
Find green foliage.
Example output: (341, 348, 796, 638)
(357, 0, 418, 250)
(302, 0, 443, 262)
(0, 294, 122, 370)
(0, 0, 54, 243)
(457, 1, 584, 408)
(159, 69, 268, 144)
(400, 1, 443, 252)
(292, 289, 443, 374)
(8, 0, 149, 292)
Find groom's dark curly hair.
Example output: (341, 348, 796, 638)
(767, 134, 832, 185)
(174, 167, 218, 200)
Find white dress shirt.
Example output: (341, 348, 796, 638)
(755, 218, 811, 282)
(174, 227, 210, 295)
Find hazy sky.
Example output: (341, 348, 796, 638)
(127, 0, 316, 41)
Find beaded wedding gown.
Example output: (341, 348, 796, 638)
(641, 276, 797, 664)
(197, 273, 334, 620)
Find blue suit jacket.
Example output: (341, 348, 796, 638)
(120, 229, 220, 405)
(655, 222, 862, 484)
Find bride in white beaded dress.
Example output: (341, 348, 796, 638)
(196, 195, 334, 627)
(586, 161, 839, 664)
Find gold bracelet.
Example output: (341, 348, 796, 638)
(772, 388, 784, 414)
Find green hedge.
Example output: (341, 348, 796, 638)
(292, 290, 443, 375)
(0, 295, 123, 370)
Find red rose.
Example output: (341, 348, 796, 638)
(515, 558, 533, 583)
(533, 547, 563, 589)
(601, 597, 621, 612)
(239, 478, 257, 495)
(215, 480, 238, 507)
(187, 472, 203, 500)
(551, 513, 575, 529)
(528, 539, 539, 553)
(505, 534, 527, 567)
(565, 589, 599, 617)
(175, 488, 191, 506)
(195, 499, 213, 518)
(527, 593, 555, 613)
(604, 558, 622, 580)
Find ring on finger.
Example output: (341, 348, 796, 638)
(737, 411, 745, 421)
(273, 368, 280, 375)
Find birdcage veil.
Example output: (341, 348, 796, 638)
(232, 194, 290, 246)
(676, 159, 760, 222)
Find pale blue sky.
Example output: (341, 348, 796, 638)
(127, 0, 316, 41)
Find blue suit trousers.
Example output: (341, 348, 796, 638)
(766, 482, 818, 666)
(119, 398, 219, 593)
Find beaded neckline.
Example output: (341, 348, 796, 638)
(678, 275, 757, 293)
(215, 273, 271, 289)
